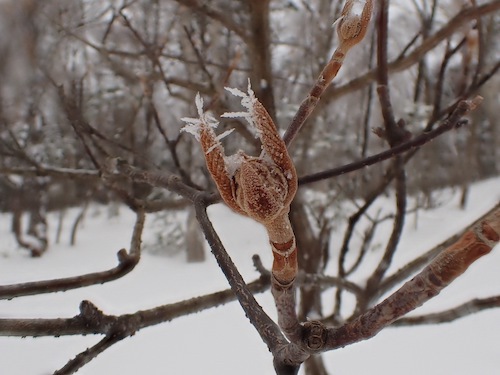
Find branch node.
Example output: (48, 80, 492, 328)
(117, 248, 136, 265)
(302, 320, 327, 353)
(79, 300, 105, 323)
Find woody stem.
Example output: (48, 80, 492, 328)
(267, 214, 302, 342)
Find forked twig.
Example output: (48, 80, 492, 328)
(182, 83, 302, 344)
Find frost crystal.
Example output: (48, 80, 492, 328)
(180, 93, 220, 141)
(181, 93, 236, 155)
(221, 79, 261, 138)
(205, 128, 235, 154)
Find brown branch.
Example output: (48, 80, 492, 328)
(427, 37, 467, 127)
(392, 296, 500, 326)
(0, 166, 99, 180)
(282, 0, 373, 146)
(378, 202, 500, 299)
(298, 205, 500, 352)
(365, 159, 406, 292)
(322, 1, 500, 103)
(54, 334, 121, 375)
(298, 273, 363, 298)
(363, 0, 407, 293)
(298, 96, 481, 186)
(0, 270, 272, 338)
(0, 210, 144, 300)
(247, 0, 276, 120)
(192, 195, 300, 366)
(114, 160, 216, 204)
(375, 0, 398, 143)
(173, 0, 248, 42)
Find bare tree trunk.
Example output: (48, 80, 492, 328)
(55, 209, 66, 244)
(70, 202, 88, 246)
(185, 206, 205, 262)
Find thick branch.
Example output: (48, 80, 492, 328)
(323, 205, 499, 350)
(379, 203, 500, 298)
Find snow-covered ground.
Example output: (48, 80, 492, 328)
(0, 177, 499, 375)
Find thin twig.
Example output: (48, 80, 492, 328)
(54, 335, 120, 375)
(321, 1, 500, 103)
(298, 96, 482, 185)
(282, 0, 373, 146)
(0, 210, 144, 300)
(193, 195, 290, 355)
(392, 296, 500, 326)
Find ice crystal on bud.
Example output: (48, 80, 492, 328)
(224, 152, 245, 177)
(181, 80, 299, 286)
(205, 128, 235, 154)
(221, 79, 261, 137)
(180, 93, 221, 141)
(181, 93, 235, 155)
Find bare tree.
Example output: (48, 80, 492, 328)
(1, 0, 500, 374)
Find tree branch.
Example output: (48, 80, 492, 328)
(298, 96, 482, 186)
(0, 210, 144, 300)
(282, 0, 373, 146)
(173, 0, 248, 42)
(392, 296, 500, 326)
(378, 202, 500, 299)
(193, 194, 288, 353)
(319, 205, 499, 350)
(322, 1, 500, 103)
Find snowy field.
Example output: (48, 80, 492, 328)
(0, 177, 499, 375)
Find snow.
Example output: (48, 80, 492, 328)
(0, 177, 499, 375)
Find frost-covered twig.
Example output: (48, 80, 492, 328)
(182, 83, 298, 286)
(283, 0, 373, 146)
(320, 1, 500, 102)
(182, 82, 302, 344)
